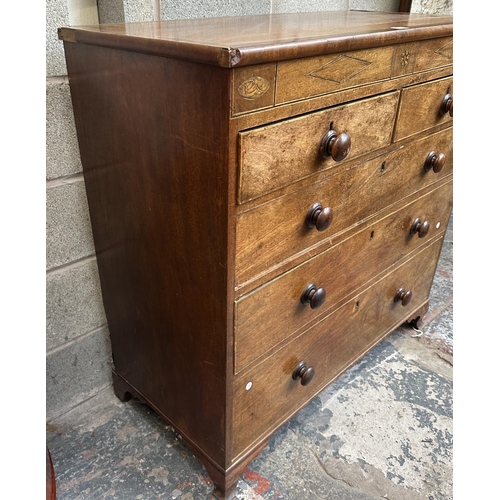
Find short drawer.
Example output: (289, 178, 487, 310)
(232, 237, 444, 458)
(238, 91, 399, 203)
(394, 76, 453, 142)
(234, 181, 452, 373)
(236, 127, 453, 286)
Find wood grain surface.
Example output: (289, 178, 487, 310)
(413, 36, 453, 73)
(64, 41, 233, 469)
(46, 447, 56, 500)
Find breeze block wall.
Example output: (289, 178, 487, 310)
(411, 0, 452, 15)
(47, 0, 449, 422)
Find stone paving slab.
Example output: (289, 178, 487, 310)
(46, 220, 452, 500)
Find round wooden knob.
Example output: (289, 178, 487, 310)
(306, 202, 334, 231)
(410, 218, 430, 238)
(292, 361, 316, 386)
(424, 151, 446, 173)
(440, 93, 453, 117)
(301, 283, 327, 309)
(320, 128, 351, 162)
(394, 287, 413, 306)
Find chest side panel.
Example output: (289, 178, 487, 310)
(64, 41, 233, 467)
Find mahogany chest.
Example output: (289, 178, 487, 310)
(59, 10, 453, 498)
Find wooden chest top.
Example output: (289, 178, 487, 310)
(58, 10, 453, 67)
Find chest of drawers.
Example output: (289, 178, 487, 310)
(59, 10, 453, 499)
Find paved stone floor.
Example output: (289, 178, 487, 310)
(46, 218, 453, 500)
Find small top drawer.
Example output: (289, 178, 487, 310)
(238, 91, 399, 203)
(394, 76, 453, 142)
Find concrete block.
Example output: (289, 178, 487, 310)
(46, 80, 83, 180)
(97, 0, 125, 23)
(47, 0, 70, 76)
(46, 180, 96, 271)
(271, 0, 349, 14)
(98, 0, 155, 24)
(123, 0, 155, 21)
(351, 0, 400, 11)
(411, 0, 453, 14)
(68, 0, 99, 25)
(46, 258, 107, 351)
(160, 0, 272, 20)
(46, 327, 112, 421)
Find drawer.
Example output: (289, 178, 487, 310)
(394, 76, 453, 142)
(390, 37, 453, 78)
(275, 46, 394, 105)
(234, 181, 452, 373)
(413, 36, 453, 73)
(232, 237, 444, 457)
(238, 91, 399, 203)
(236, 127, 453, 286)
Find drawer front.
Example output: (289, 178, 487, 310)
(236, 127, 452, 286)
(394, 76, 453, 142)
(414, 36, 453, 73)
(275, 46, 394, 105)
(234, 181, 452, 373)
(238, 91, 399, 203)
(232, 237, 444, 458)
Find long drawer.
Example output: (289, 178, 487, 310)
(232, 236, 445, 458)
(234, 181, 452, 373)
(236, 127, 452, 287)
(238, 91, 400, 202)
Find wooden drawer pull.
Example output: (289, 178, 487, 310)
(424, 151, 446, 173)
(301, 283, 327, 309)
(306, 202, 333, 231)
(440, 93, 453, 117)
(410, 218, 430, 238)
(394, 287, 413, 306)
(292, 361, 315, 386)
(320, 127, 351, 162)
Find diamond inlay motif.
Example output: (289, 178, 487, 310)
(308, 55, 371, 83)
(435, 40, 453, 60)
